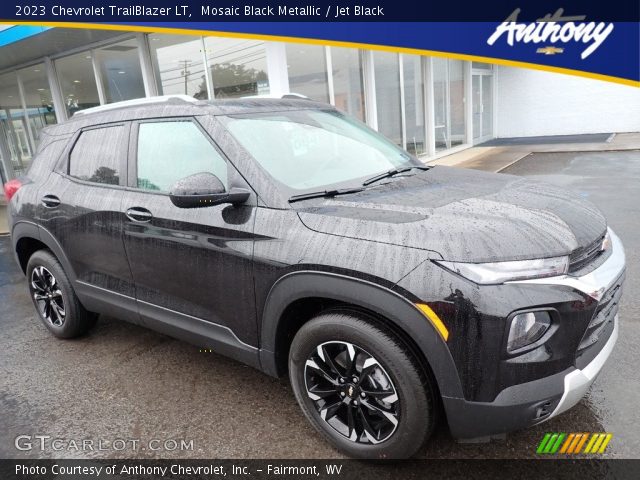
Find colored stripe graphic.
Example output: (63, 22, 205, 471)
(584, 433, 599, 453)
(550, 433, 566, 453)
(559, 434, 575, 454)
(537, 433, 552, 454)
(538, 433, 612, 454)
(543, 433, 559, 453)
(573, 433, 589, 454)
(597, 434, 613, 453)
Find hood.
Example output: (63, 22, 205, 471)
(296, 166, 606, 262)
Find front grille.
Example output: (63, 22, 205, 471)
(569, 233, 606, 273)
(577, 279, 622, 352)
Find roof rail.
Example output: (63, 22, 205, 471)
(73, 95, 199, 117)
(241, 93, 311, 100)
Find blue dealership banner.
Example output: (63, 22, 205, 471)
(1, 0, 638, 85)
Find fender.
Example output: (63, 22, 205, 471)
(11, 221, 78, 283)
(9, 221, 40, 270)
(258, 270, 464, 399)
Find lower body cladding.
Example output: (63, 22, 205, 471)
(399, 229, 626, 440)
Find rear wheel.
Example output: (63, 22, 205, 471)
(289, 311, 436, 459)
(27, 250, 97, 338)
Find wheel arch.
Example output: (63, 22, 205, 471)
(259, 271, 464, 399)
(12, 221, 77, 282)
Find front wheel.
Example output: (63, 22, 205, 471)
(289, 311, 437, 459)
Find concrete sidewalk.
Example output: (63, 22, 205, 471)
(427, 132, 640, 172)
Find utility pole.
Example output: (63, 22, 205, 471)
(180, 60, 193, 95)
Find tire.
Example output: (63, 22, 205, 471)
(289, 311, 436, 459)
(26, 249, 97, 339)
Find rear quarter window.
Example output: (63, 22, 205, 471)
(69, 125, 126, 185)
(27, 138, 70, 181)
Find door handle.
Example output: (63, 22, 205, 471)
(41, 195, 60, 208)
(125, 207, 153, 222)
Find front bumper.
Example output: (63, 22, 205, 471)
(550, 314, 618, 418)
(444, 228, 625, 440)
(445, 314, 619, 440)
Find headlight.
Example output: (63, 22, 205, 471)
(507, 311, 551, 352)
(435, 256, 568, 285)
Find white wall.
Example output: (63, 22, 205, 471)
(496, 66, 640, 138)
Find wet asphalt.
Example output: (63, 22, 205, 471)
(0, 150, 638, 460)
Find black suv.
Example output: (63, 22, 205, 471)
(5, 96, 625, 459)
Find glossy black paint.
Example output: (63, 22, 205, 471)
(396, 260, 602, 402)
(295, 166, 607, 263)
(6, 97, 619, 439)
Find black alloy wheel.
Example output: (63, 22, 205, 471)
(304, 340, 400, 444)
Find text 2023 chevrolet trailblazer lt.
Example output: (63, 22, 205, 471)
(4, 96, 625, 459)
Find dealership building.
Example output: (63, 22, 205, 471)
(1, 25, 639, 183)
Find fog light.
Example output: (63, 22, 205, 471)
(507, 311, 551, 353)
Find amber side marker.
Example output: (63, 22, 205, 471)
(416, 303, 449, 341)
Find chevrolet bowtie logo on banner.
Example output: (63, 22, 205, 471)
(536, 46, 565, 55)
(537, 433, 613, 454)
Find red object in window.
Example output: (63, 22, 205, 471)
(3, 178, 22, 201)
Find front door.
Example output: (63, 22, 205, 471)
(121, 118, 258, 346)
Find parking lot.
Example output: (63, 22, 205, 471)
(0, 150, 638, 459)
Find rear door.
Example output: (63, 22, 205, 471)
(37, 122, 137, 320)
(121, 117, 258, 346)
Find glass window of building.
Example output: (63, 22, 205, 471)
(372, 51, 402, 146)
(330, 47, 366, 122)
(0, 72, 32, 175)
(433, 58, 466, 151)
(481, 75, 493, 138)
(285, 44, 329, 103)
(149, 34, 208, 99)
(402, 55, 426, 156)
(16, 63, 57, 146)
(449, 60, 466, 148)
(56, 52, 100, 117)
(94, 39, 145, 103)
(204, 37, 269, 98)
(472, 62, 493, 70)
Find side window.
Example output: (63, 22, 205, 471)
(136, 121, 228, 192)
(69, 125, 125, 185)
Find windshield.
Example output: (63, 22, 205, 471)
(223, 109, 418, 192)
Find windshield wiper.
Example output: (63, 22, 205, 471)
(288, 187, 365, 203)
(362, 166, 431, 186)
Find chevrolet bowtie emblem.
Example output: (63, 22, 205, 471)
(536, 46, 565, 55)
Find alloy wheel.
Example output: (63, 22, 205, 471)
(30, 266, 66, 327)
(304, 341, 399, 444)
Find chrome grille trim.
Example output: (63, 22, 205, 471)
(569, 232, 606, 273)
(508, 227, 625, 301)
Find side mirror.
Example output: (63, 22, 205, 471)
(169, 172, 250, 209)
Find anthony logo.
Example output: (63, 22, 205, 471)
(487, 8, 614, 59)
(537, 432, 613, 454)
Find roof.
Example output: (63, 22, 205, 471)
(44, 95, 333, 136)
(74, 95, 330, 118)
(39, 95, 332, 136)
